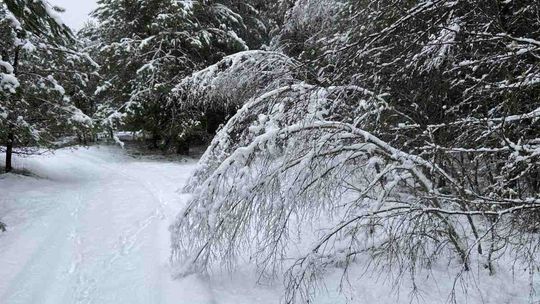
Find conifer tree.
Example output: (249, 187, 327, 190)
(171, 1, 540, 302)
(90, 0, 268, 152)
(0, 0, 93, 172)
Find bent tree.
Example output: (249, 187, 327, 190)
(171, 0, 540, 302)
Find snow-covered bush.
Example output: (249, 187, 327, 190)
(171, 77, 486, 303)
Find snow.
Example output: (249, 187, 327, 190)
(179, 0, 195, 11)
(38, 0, 65, 27)
(0, 146, 281, 304)
(172, 50, 296, 111)
(0, 61, 14, 74)
(68, 108, 93, 125)
(0, 148, 535, 304)
(4, 10, 22, 30)
(94, 82, 112, 95)
(21, 41, 36, 53)
(1, 73, 20, 93)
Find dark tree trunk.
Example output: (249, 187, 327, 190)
(206, 110, 226, 135)
(151, 133, 160, 149)
(4, 49, 18, 173)
(176, 138, 190, 155)
(5, 132, 14, 173)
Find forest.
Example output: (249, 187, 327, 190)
(0, 0, 539, 303)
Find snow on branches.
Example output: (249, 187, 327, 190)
(171, 0, 540, 302)
(0, 0, 93, 171)
(88, 0, 273, 149)
(171, 50, 298, 112)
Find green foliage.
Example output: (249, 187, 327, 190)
(87, 0, 270, 152)
(0, 0, 93, 161)
(3, 0, 73, 44)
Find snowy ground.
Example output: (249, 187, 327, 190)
(0, 146, 280, 304)
(0, 146, 535, 304)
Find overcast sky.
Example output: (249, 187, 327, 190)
(48, 0, 98, 30)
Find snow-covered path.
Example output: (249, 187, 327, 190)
(0, 146, 279, 304)
(0, 146, 535, 304)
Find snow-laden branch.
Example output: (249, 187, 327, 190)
(170, 50, 298, 111)
(170, 1, 540, 302)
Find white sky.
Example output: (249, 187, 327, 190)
(48, 0, 98, 30)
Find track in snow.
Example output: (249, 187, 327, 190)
(0, 146, 279, 304)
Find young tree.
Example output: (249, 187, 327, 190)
(0, 0, 92, 173)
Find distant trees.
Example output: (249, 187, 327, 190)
(84, 0, 272, 152)
(171, 0, 540, 302)
(0, 0, 93, 173)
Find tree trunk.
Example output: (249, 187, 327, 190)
(206, 110, 226, 135)
(176, 138, 190, 155)
(4, 49, 18, 173)
(151, 131, 161, 149)
(5, 132, 14, 173)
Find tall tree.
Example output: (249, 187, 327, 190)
(89, 0, 269, 152)
(0, 0, 92, 172)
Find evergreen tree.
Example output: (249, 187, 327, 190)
(89, 0, 268, 152)
(0, 0, 93, 172)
